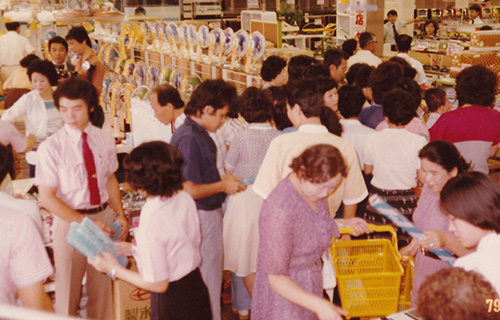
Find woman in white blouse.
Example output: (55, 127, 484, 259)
(1, 60, 62, 177)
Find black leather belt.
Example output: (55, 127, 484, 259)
(77, 202, 108, 214)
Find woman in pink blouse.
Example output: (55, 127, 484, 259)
(89, 141, 211, 320)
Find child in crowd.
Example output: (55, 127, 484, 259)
(424, 88, 451, 129)
(170, 79, 246, 320)
(223, 87, 280, 299)
(364, 88, 427, 248)
(338, 85, 373, 169)
(260, 56, 287, 88)
(440, 172, 500, 294)
(375, 78, 429, 140)
(89, 141, 211, 320)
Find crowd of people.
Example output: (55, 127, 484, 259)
(0, 22, 500, 320)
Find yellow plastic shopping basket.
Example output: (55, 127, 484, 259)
(330, 224, 404, 319)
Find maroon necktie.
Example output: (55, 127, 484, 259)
(82, 132, 101, 205)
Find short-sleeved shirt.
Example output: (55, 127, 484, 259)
(384, 21, 407, 44)
(0, 119, 27, 152)
(364, 128, 427, 190)
(429, 105, 500, 174)
(225, 123, 279, 178)
(171, 117, 226, 210)
(340, 118, 375, 167)
(0, 31, 34, 67)
(347, 50, 382, 70)
(133, 191, 202, 283)
(253, 124, 368, 216)
(36, 123, 118, 210)
(358, 103, 384, 129)
(0, 206, 53, 305)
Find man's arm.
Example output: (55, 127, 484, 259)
(183, 176, 245, 199)
(106, 173, 129, 241)
(38, 186, 113, 236)
(17, 281, 54, 312)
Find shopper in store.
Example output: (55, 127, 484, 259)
(363, 88, 427, 249)
(1, 60, 62, 178)
(421, 20, 439, 38)
(65, 26, 105, 96)
(253, 78, 371, 229)
(36, 77, 129, 320)
(403, 141, 470, 305)
(424, 88, 451, 129)
(429, 65, 500, 174)
(2, 53, 39, 92)
(170, 79, 246, 320)
(89, 141, 212, 320)
(0, 22, 35, 84)
(358, 61, 404, 129)
(417, 267, 499, 320)
(395, 34, 427, 88)
(384, 10, 416, 50)
(441, 172, 500, 294)
(223, 87, 279, 299)
(341, 38, 358, 58)
(251, 144, 348, 320)
(346, 32, 382, 70)
(469, 4, 484, 25)
(323, 48, 348, 84)
(150, 84, 186, 137)
(48, 36, 73, 81)
(260, 55, 287, 88)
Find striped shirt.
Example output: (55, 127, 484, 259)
(0, 206, 53, 305)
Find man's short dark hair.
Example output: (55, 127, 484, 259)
(134, 6, 146, 15)
(389, 56, 417, 79)
(48, 36, 69, 52)
(152, 84, 184, 109)
(387, 9, 398, 17)
(288, 55, 316, 81)
(65, 26, 92, 48)
(323, 49, 348, 69)
(124, 141, 184, 197)
(425, 88, 447, 112)
(470, 4, 481, 13)
(305, 63, 331, 79)
(382, 88, 416, 126)
(28, 60, 59, 86)
(359, 32, 376, 49)
(240, 87, 273, 123)
(285, 79, 323, 117)
(338, 85, 366, 118)
(456, 65, 497, 107)
(54, 77, 98, 117)
(341, 39, 358, 57)
(396, 34, 412, 52)
(5, 22, 20, 31)
(369, 61, 404, 104)
(345, 63, 364, 85)
(260, 56, 287, 82)
(20, 54, 40, 68)
(395, 78, 421, 114)
(184, 79, 237, 117)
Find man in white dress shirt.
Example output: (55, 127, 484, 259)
(395, 34, 428, 89)
(469, 4, 484, 25)
(384, 10, 416, 50)
(347, 32, 382, 70)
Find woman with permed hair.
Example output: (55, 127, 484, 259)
(1, 59, 61, 177)
(441, 171, 500, 295)
(251, 144, 348, 320)
(89, 141, 212, 320)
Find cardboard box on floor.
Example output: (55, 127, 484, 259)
(113, 260, 151, 320)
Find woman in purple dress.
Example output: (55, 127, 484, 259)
(401, 140, 471, 306)
(251, 144, 347, 320)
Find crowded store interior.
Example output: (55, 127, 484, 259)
(1, 0, 500, 319)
